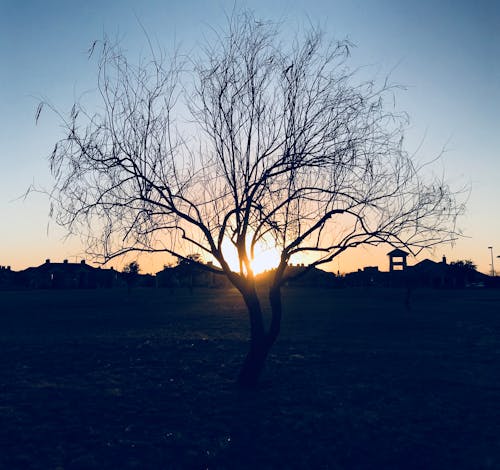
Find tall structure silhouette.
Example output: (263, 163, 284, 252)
(387, 249, 408, 272)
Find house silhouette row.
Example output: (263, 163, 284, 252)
(0, 250, 496, 290)
(0, 259, 123, 290)
(346, 251, 492, 289)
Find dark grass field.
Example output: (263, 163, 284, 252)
(1, 287, 499, 469)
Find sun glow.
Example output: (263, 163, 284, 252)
(220, 237, 281, 275)
(251, 243, 282, 274)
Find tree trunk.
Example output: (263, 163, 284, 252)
(268, 285, 282, 345)
(237, 285, 283, 388)
(237, 337, 271, 388)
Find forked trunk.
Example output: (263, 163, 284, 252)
(237, 285, 282, 388)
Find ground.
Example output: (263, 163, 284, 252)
(0, 286, 499, 469)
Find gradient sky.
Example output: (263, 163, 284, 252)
(1, 0, 499, 274)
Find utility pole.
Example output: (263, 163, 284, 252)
(488, 246, 495, 276)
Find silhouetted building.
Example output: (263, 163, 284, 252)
(256, 265, 342, 288)
(388, 249, 408, 272)
(156, 262, 230, 289)
(2, 252, 495, 291)
(0, 265, 16, 290)
(16, 259, 122, 289)
(345, 253, 490, 289)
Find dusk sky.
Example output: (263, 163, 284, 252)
(1, 0, 499, 274)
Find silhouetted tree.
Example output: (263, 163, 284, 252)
(450, 259, 477, 286)
(39, 12, 463, 387)
(176, 253, 202, 291)
(122, 261, 140, 291)
(450, 259, 476, 271)
(177, 253, 202, 267)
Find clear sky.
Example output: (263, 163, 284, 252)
(1, 0, 499, 274)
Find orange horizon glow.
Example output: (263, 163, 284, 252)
(2, 237, 492, 277)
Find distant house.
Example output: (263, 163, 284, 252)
(346, 253, 490, 289)
(345, 266, 388, 287)
(409, 258, 450, 288)
(410, 257, 489, 289)
(255, 264, 341, 288)
(17, 259, 122, 289)
(156, 261, 230, 289)
(0, 265, 16, 290)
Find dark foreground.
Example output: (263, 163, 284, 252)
(0, 287, 499, 469)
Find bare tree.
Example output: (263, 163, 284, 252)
(122, 261, 140, 292)
(39, 13, 462, 387)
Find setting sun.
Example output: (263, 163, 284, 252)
(251, 244, 281, 274)
(220, 238, 281, 274)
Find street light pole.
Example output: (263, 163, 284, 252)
(488, 246, 495, 276)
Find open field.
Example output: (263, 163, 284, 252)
(1, 287, 499, 469)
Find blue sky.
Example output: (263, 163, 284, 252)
(1, 0, 499, 274)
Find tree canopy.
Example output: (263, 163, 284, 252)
(39, 12, 462, 385)
(42, 14, 461, 281)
